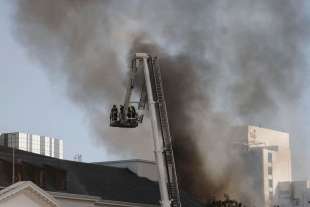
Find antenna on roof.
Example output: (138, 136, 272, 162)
(73, 153, 82, 162)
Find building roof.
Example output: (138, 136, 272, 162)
(0, 131, 56, 138)
(50, 191, 158, 207)
(0, 181, 60, 207)
(0, 146, 203, 207)
(94, 159, 156, 165)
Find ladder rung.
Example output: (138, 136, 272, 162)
(151, 60, 181, 207)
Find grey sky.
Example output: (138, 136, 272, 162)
(0, 1, 120, 162)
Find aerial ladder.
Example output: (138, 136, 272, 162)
(109, 53, 182, 207)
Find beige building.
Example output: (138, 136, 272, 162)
(243, 126, 292, 207)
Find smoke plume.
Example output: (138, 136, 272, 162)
(13, 0, 309, 205)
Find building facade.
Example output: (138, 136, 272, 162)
(275, 181, 310, 207)
(0, 132, 63, 159)
(244, 126, 292, 207)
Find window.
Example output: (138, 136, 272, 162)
(268, 152, 272, 163)
(59, 140, 63, 159)
(8, 134, 18, 148)
(45, 137, 50, 156)
(51, 139, 55, 157)
(31, 135, 40, 154)
(19, 136, 27, 151)
(269, 192, 273, 200)
(18, 133, 27, 151)
(269, 179, 273, 188)
(268, 166, 272, 175)
(279, 190, 290, 199)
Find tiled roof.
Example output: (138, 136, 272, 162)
(0, 146, 203, 207)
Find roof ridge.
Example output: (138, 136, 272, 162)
(96, 159, 156, 164)
(0, 181, 60, 207)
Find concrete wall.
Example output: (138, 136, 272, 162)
(247, 126, 292, 206)
(274, 181, 292, 207)
(248, 125, 292, 186)
(0, 181, 159, 207)
(242, 148, 265, 207)
(291, 181, 310, 207)
(275, 181, 310, 207)
(0, 190, 55, 207)
(54, 195, 159, 207)
(55, 198, 96, 207)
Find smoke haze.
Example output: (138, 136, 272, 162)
(13, 0, 310, 204)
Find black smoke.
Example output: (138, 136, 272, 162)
(13, 0, 309, 205)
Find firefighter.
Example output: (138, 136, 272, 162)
(127, 106, 132, 122)
(110, 105, 118, 122)
(131, 106, 137, 119)
(119, 105, 125, 121)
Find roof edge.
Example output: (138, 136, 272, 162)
(0, 181, 60, 207)
(94, 159, 156, 165)
(50, 191, 158, 207)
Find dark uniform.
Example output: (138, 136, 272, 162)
(110, 105, 118, 122)
(119, 105, 125, 122)
(127, 107, 132, 122)
(131, 106, 137, 119)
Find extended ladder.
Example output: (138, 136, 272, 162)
(110, 53, 182, 207)
(149, 57, 182, 207)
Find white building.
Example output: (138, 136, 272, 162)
(274, 181, 310, 207)
(0, 132, 63, 159)
(242, 126, 292, 207)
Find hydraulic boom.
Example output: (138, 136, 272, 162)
(109, 53, 182, 207)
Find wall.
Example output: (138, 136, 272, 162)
(274, 181, 292, 207)
(247, 126, 292, 206)
(54, 195, 159, 207)
(291, 181, 310, 207)
(55, 198, 96, 207)
(275, 181, 310, 207)
(0, 190, 54, 207)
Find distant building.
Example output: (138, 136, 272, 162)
(0, 132, 63, 159)
(238, 126, 292, 207)
(275, 180, 310, 207)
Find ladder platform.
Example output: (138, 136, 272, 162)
(110, 120, 138, 128)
